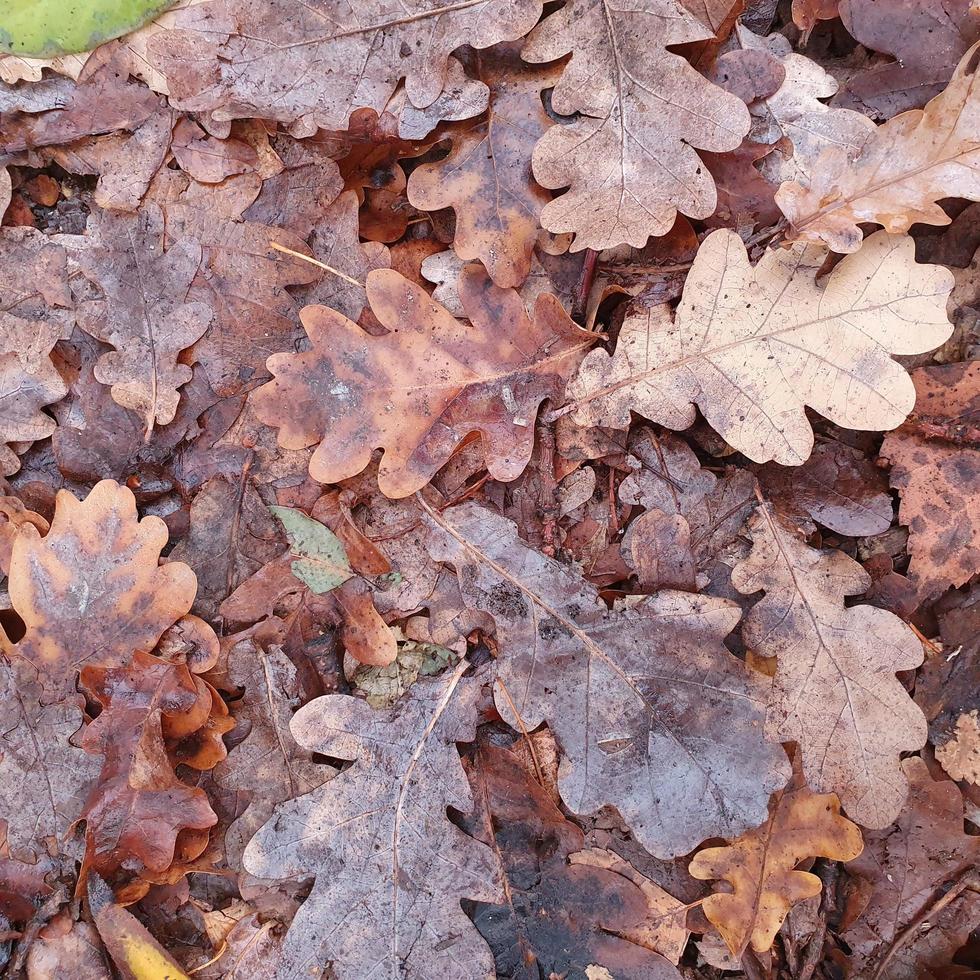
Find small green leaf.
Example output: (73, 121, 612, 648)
(270, 506, 353, 595)
(0, 0, 177, 57)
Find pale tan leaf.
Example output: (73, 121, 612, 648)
(566, 230, 953, 465)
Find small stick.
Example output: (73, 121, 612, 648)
(573, 248, 599, 321)
(269, 242, 364, 288)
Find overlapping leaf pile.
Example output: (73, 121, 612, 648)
(0, 1, 978, 978)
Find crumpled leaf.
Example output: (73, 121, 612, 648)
(76, 204, 215, 433)
(147, 0, 544, 135)
(935, 709, 980, 783)
(422, 500, 790, 857)
(254, 263, 592, 498)
(9, 480, 199, 698)
(690, 783, 863, 956)
(408, 45, 560, 287)
(836, 0, 980, 118)
(522, 0, 750, 251)
(777, 41, 980, 252)
(269, 506, 353, 595)
(566, 230, 953, 465)
(78, 652, 219, 890)
(243, 668, 502, 980)
(210, 637, 333, 867)
(880, 361, 980, 600)
(461, 741, 683, 979)
(732, 505, 927, 827)
(841, 758, 980, 979)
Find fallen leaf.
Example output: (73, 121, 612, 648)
(395, 55, 490, 139)
(836, 0, 980, 118)
(269, 505, 353, 595)
(243, 668, 503, 979)
(147, 0, 545, 134)
(935, 709, 980, 783)
(76, 204, 214, 433)
(408, 45, 559, 287)
(522, 0, 750, 250)
(25, 915, 111, 980)
(690, 783, 863, 955)
(9, 480, 200, 698)
(732, 505, 927, 827)
(253, 263, 592, 498)
(171, 117, 258, 184)
(778, 41, 980, 252)
(461, 741, 683, 979)
(565, 230, 953, 465)
(423, 500, 790, 857)
(841, 758, 980, 979)
(880, 361, 980, 599)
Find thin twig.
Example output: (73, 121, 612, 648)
(496, 677, 546, 789)
(908, 622, 943, 657)
(269, 242, 364, 287)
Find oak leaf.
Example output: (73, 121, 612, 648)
(253, 263, 592, 498)
(462, 742, 684, 979)
(9, 480, 201, 698)
(422, 500, 790, 857)
(732, 505, 927, 827)
(689, 783, 863, 956)
(521, 0, 750, 251)
(147, 0, 544, 134)
(777, 42, 980, 252)
(243, 668, 502, 980)
(77, 205, 215, 434)
(566, 230, 953, 465)
(408, 45, 560, 287)
(879, 361, 980, 599)
(841, 758, 980, 979)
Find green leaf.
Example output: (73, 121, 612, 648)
(0, 0, 177, 57)
(270, 506, 353, 595)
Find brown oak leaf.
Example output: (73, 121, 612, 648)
(253, 263, 592, 498)
(521, 0, 750, 250)
(77, 204, 215, 434)
(689, 782, 863, 956)
(147, 0, 544, 135)
(732, 505, 927, 827)
(243, 668, 502, 980)
(422, 500, 790, 857)
(777, 42, 980, 252)
(565, 231, 953, 465)
(408, 45, 561, 287)
(9, 480, 201, 698)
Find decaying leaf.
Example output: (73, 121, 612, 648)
(690, 784, 863, 956)
(408, 45, 559, 287)
(566, 230, 953, 464)
(147, 0, 545, 134)
(9, 480, 200, 698)
(269, 506, 353, 595)
(462, 742, 684, 979)
(732, 506, 927, 827)
(778, 42, 980, 252)
(254, 263, 592, 498)
(423, 500, 790, 857)
(522, 0, 750, 250)
(244, 668, 502, 980)
(880, 361, 980, 599)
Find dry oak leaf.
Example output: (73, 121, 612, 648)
(422, 500, 790, 857)
(78, 652, 219, 888)
(690, 784, 863, 956)
(732, 506, 928, 828)
(837, 0, 980, 119)
(210, 638, 333, 867)
(841, 758, 980, 980)
(880, 361, 980, 600)
(408, 45, 561, 288)
(935, 709, 980, 784)
(9, 480, 201, 699)
(243, 667, 502, 980)
(565, 230, 954, 465)
(76, 204, 215, 434)
(253, 263, 593, 498)
(777, 41, 980, 252)
(521, 0, 750, 251)
(147, 0, 544, 135)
